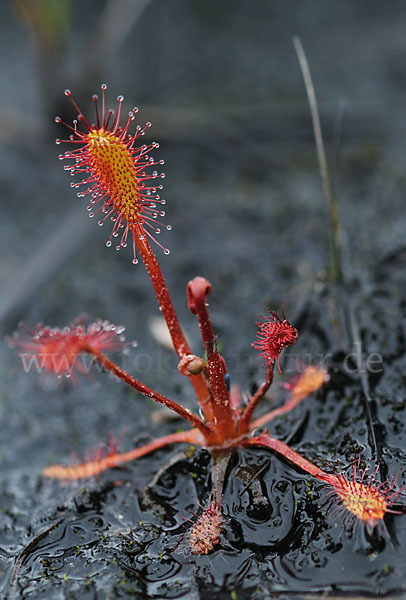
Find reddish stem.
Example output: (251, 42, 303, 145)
(249, 387, 307, 431)
(136, 234, 211, 407)
(187, 277, 236, 442)
(238, 363, 274, 433)
(43, 428, 204, 479)
(244, 434, 333, 483)
(83, 344, 212, 437)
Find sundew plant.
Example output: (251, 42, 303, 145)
(8, 84, 405, 566)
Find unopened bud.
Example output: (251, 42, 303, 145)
(178, 355, 206, 376)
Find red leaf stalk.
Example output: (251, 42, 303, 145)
(43, 428, 204, 480)
(251, 365, 328, 430)
(245, 434, 329, 480)
(83, 344, 211, 437)
(136, 235, 211, 407)
(245, 435, 403, 529)
(238, 363, 275, 433)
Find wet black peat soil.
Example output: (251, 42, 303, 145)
(1, 2, 406, 599)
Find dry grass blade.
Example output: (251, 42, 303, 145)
(293, 36, 342, 284)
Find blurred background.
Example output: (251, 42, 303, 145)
(1, 0, 405, 340)
(0, 1, 406, 596)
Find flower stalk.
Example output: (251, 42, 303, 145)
(187, 277, 236, 442)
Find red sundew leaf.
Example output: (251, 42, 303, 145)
(325, 455, 405, 533)
(56, 85, 171, 264)
(244, 437, 405, 534)
(7, 318, 134, 381)
(286, 365, 329, 402)
(252, 309, 298, 372)
(187, 499, 223, 555)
